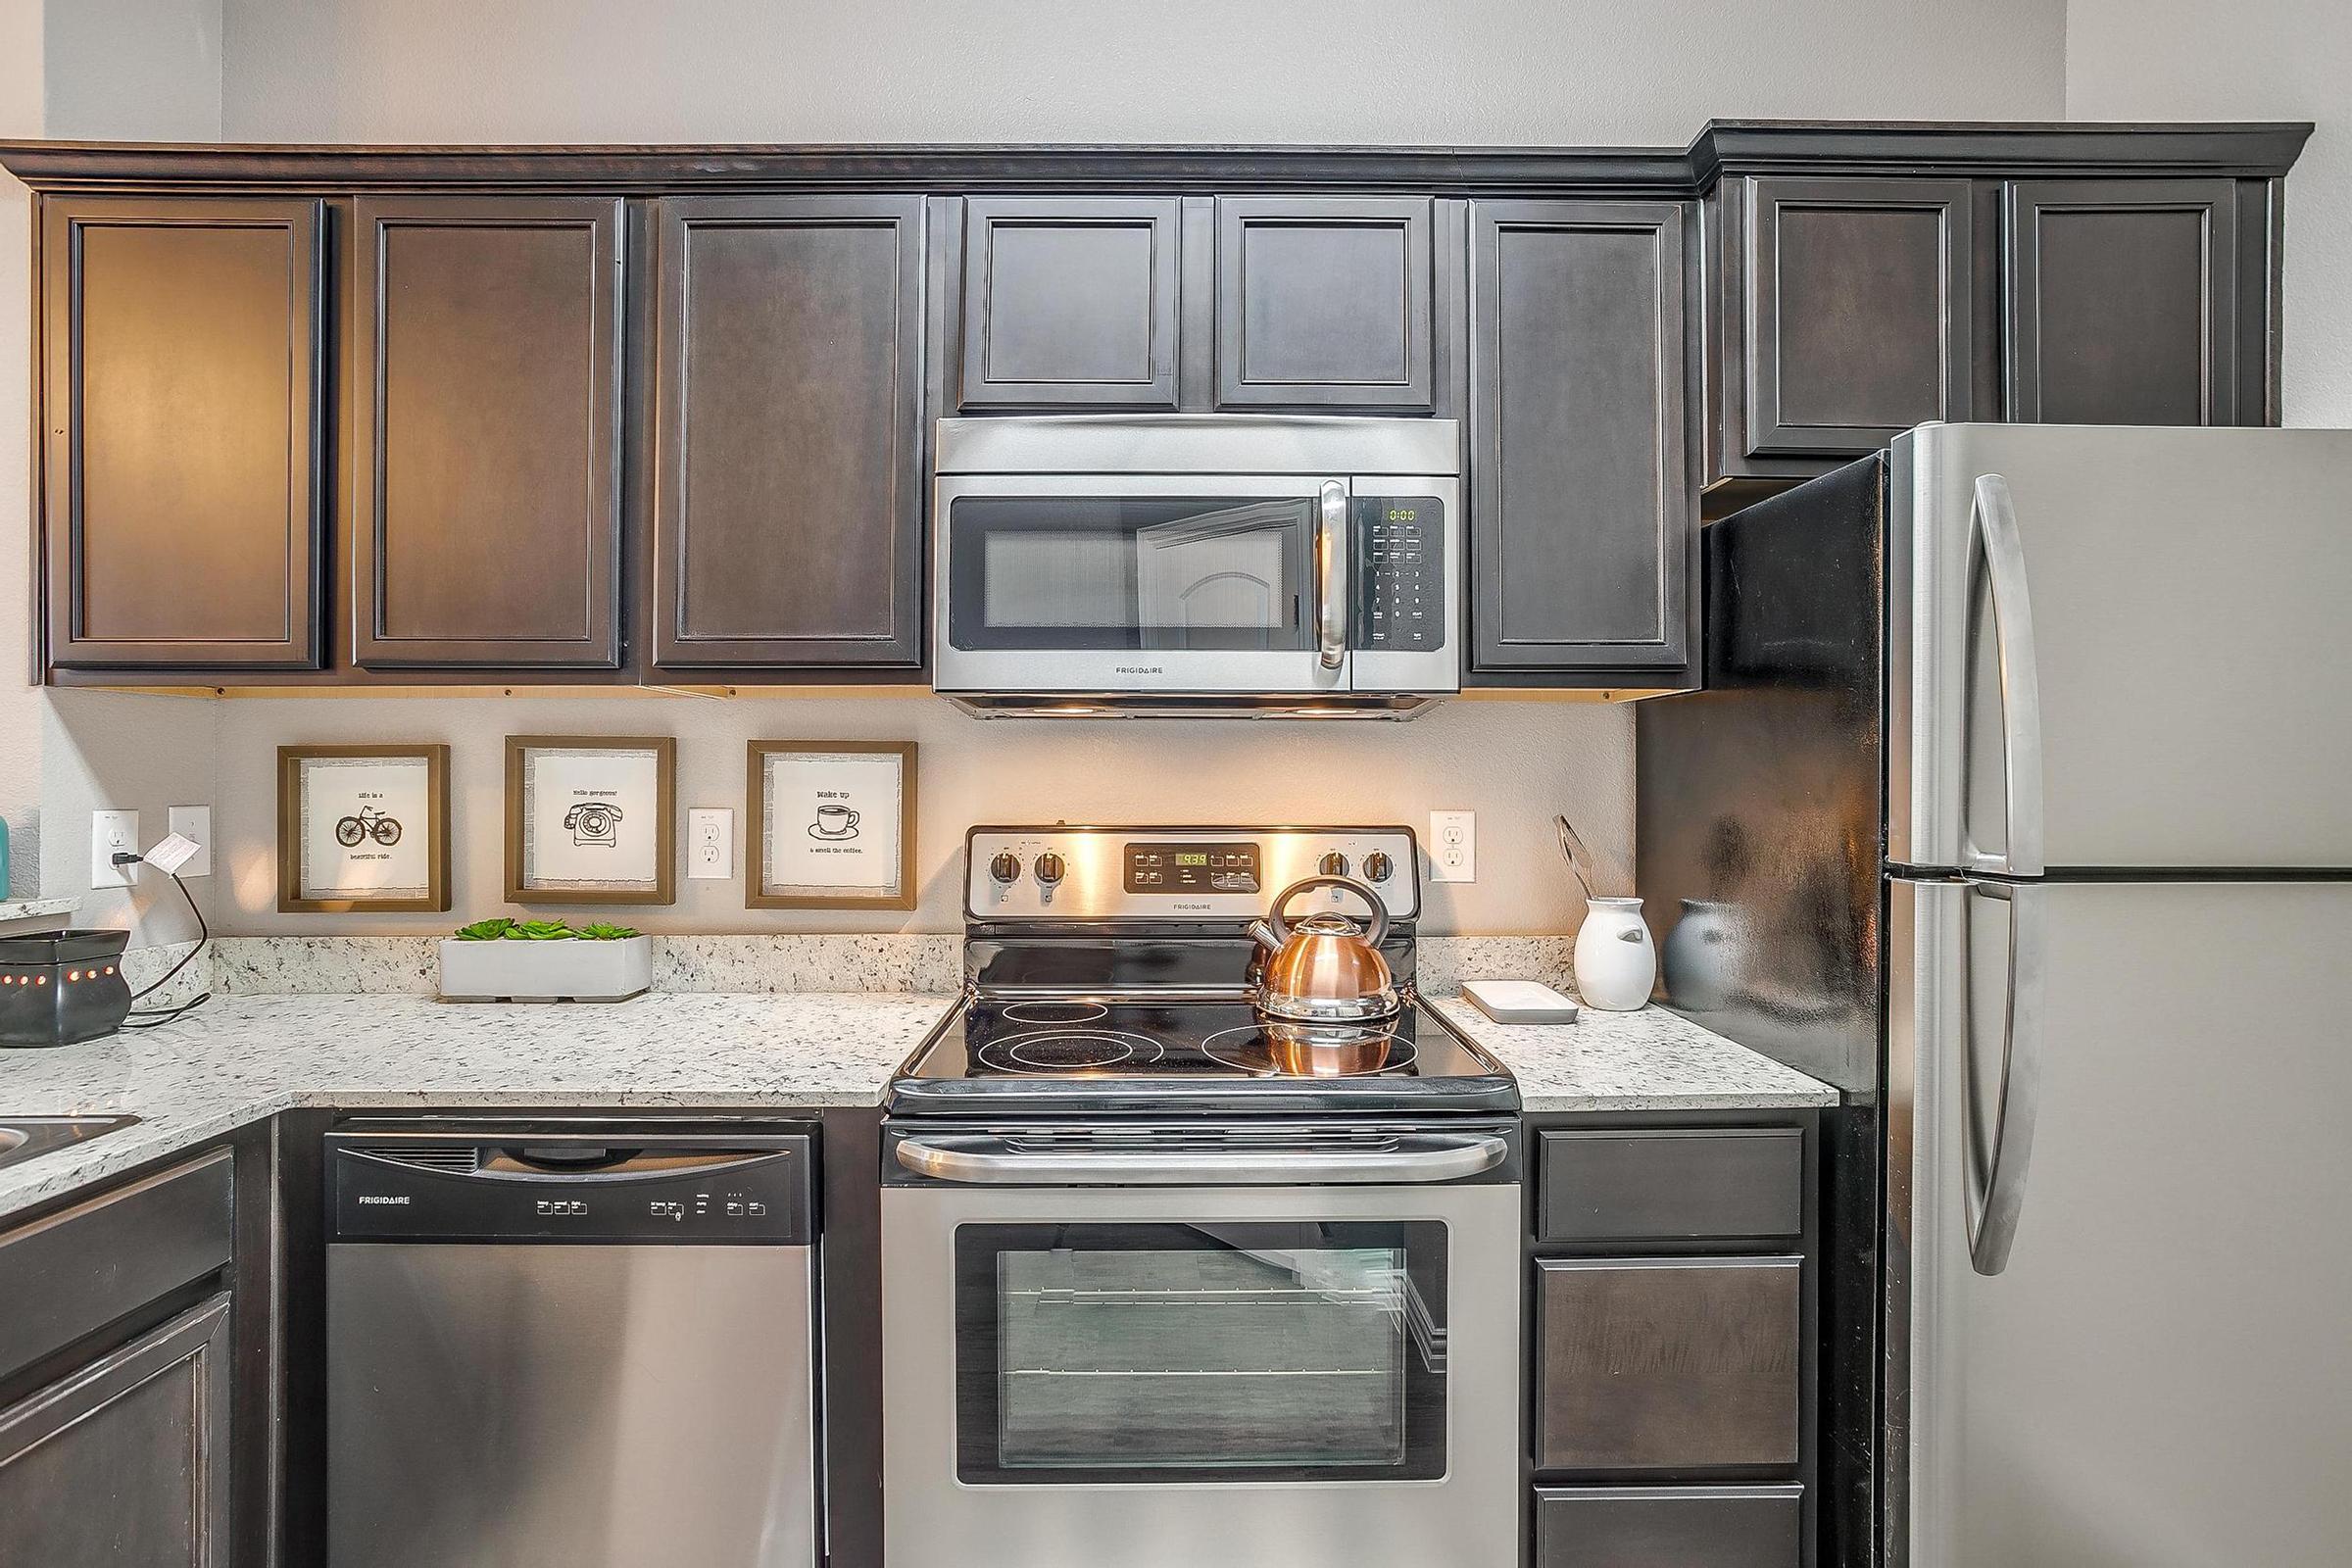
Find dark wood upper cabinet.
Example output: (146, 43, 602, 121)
(956, 196, 1180, 410)
(1469, 200, 1692, 677)
(1212, 196, 1435, 411)
(350, 196, 625, 669)
(1737, 176, 1975, 459)
(651, 196, 926, 669)
(40, 197, 325, 670)
(2004, 179, 2240, 426)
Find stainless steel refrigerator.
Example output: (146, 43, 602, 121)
(1638, 422, 2352, 1567)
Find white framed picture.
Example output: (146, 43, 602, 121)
(749, 741, 916, 910)
(277, 745, 450, 912)
(506, 736, 676, 905)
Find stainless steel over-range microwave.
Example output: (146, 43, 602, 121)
(932, 416, 1462, 717)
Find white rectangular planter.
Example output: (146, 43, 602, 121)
(437, 936, 653, 1003)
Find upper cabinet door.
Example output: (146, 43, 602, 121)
(2004, 179, 2239, 425)
(1469, 201, 1692, 675)
(1213, 196, 1436, 412)
(351, 197, 624, 669)
(651, 196, 925, 670)
(1740, 176, 1974, 457)
(42, 197, 325, 670)
(956, 197, 1180, 410)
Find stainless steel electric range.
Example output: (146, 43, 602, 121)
(880, 825, 1521, 1568)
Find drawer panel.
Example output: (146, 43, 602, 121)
(1535, 1485, 1803, 1568)
(1539, 1128, 1802, 1242)
(1535, 1255, 1801, 1473)
(0, 1151, 233, 1379)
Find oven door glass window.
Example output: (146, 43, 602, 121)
(946, 495, 1318, 652)
(954, 1220, 1447, 1484)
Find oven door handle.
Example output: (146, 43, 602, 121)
(893, 1132, 1507, 1186)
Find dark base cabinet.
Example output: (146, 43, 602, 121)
(1536, 1486, 1804, 1568)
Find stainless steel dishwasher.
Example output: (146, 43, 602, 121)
(326, 1123, 819, 1568)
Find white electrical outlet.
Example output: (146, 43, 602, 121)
(90, 809, 139, 889)
(167, 806, 213, 876)
(1427, 810, 1476, 883)
(688, 808, 733, 880)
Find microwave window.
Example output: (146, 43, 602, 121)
(949, 496, 1315, 652)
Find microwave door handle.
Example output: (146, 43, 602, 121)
(1315, 480, 1348, 670)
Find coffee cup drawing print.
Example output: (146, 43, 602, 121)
(751, 741, 916, 910)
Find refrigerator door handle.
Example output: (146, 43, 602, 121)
(1966, 879, 2047, 1275)
(1967, 474, 2047, 877)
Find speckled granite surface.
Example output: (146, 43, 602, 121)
(205, 935, 962, 996)
(1431, 997, 1835, 1112)
(0, 992, 956, 1220)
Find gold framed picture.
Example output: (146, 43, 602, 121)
(277, 745, 451, 912)
(747, 741, 916, 910)
(505, 735, 677, 906)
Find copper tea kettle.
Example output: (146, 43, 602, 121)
(1248, 875, 1399, 1023)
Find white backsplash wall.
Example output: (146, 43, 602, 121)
(209, 694, 1630, 936)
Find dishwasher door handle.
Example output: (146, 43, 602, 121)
(894, 1133, 1507, 1186)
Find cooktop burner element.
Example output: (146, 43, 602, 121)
(974, 1029, 1162, 1074)
(998, 1000, 1110, 1024)
(1198, 1021, 1419, 1078)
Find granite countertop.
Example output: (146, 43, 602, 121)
(1427, 997, 1838, 1113)
(0, 992, 958, 1220)
(0, 989, 1835, 1222)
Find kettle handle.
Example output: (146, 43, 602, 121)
(1266, 875, 1390, 947)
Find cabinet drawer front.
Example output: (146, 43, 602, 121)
(652, 195, 926, 669)
(0, 1151, 233, 1381)
(957, 196, 1181, 410)
(1535, 1485, 1803, 1568)
(1214, 196, 1435, 411)
(351, 196, 625, 669)
(1536, 1256, 1801, 1473)
(0, 1294, 232, 1568)
(1539, 1128, 1803, 1242)
(42, 197, 325, 670)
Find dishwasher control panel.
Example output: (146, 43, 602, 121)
(326, 1130, 813, 1245)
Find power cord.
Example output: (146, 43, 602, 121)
(112, 852, 213, 1029)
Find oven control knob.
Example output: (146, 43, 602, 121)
(1362, 851, 1394, 884)
(1033, 852, 1066, 886)
(1318, 852, 1349, 878)
(988, 851, 1022, 884)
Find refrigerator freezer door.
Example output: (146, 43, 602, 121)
(1892, 875, 2352, 1567)
(1887, 423, 2352, 871)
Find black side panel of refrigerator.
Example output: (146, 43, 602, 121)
(1637, 453, 1886, 1568)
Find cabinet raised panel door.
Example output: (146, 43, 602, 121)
(1470, 200, 1691, 675)
(956, 196, 1180, 410)
(350, 196, 625, 669)
(41, 197, 325, 670)
(1741, 176, 1975, 457)
(2004, 179, 2240, 426)
(1213, 197, 1436, 411)
(0, 1296, 232, 1566)
(652, 196, 926, 669)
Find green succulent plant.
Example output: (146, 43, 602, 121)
(452, 917, 642, 941)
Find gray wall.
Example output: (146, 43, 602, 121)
(218, 0, 2069, 143)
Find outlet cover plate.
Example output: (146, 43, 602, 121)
(91, 809, 139, 889)
(688, 808, 733, 880)
(1428, 809, 1476, 883)
(167, 807, 213, 876)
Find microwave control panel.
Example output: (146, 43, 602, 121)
(1354, 496, 1445, 652)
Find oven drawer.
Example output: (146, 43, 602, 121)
(1537, 1128, 1803, 1243)
(1534, 1254, 1802, 1473)
(1534, 1485, 1804, 1568)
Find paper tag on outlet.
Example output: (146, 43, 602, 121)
(143, 832, 203, 875)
